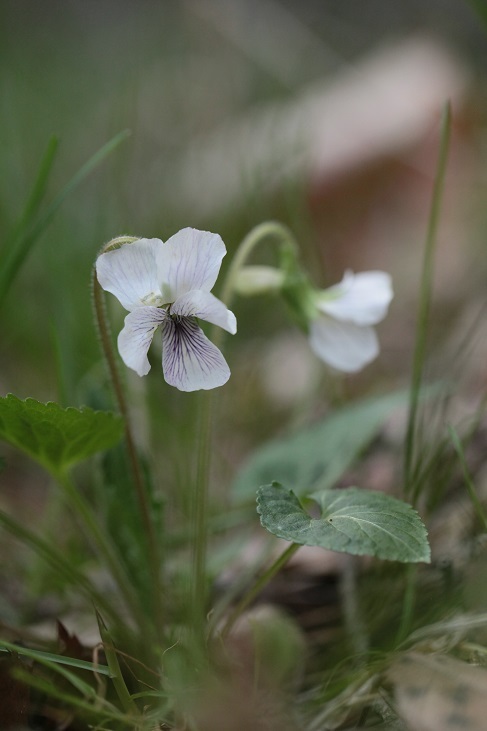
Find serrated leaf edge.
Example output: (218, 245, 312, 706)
(256, 482, 431, 563)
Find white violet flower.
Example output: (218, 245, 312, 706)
(96, 228, 237, 392)
(308, 270, 393, 372)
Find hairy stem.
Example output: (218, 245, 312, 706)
(92, 270, 163, 630)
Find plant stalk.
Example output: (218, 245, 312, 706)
(190, 390, 213, 646)
(395, 564, 418, 646)
(92, 271, 163, 630)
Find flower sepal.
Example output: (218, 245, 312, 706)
(281, 270, 317, 331)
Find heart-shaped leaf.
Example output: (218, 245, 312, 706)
(234, 390, 409, 500)
(0, 394, 123, 474)
(257, 483, 430, 563)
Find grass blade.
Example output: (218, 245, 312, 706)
(404, 103, 451, 502)
(2, 135, 59, 252)
(0, 640, 111, 677)
(95, 610, 140, 717)
(449, 425, 487, 531)
(0, 508, 119, 623)
(0, 129, 130, 309)
(12, 668, 131, 725)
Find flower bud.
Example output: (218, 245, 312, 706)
(101, 235, 140, 254)
(233, 266, 285, 297)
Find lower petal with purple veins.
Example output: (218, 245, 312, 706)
(161, 316, 231, 391)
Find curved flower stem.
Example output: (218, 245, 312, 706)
(220, 542, 300, 639)
(190, 389, 213, 648)
(220, 220, 299, 309)
(92, 271, 163, 631)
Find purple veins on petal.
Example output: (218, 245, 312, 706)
(161, 316, 230, 392)
(171, 289, 237, 334)
(118, 306, 166, 376)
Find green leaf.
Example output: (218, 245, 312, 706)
(257, 483, 430, 563)
(0, 394, 123, 473)
(234, 390, 409, 500)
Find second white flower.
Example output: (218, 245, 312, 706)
(309, 270, 393, 372)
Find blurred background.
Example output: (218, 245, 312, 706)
(2, 0, 487, 678)
(1, 0, 487, 433)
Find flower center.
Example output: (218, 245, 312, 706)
(141, 291, 166, 307)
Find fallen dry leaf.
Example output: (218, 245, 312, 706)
(389, 652, 487, 731)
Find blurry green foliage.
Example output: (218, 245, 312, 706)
(233, 389, 408, 500)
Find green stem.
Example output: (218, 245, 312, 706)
(395, 564, 418, 646)
(92, 270, 163, 630)
(221, 542, 300, 639)
(404, 103, 451, 502)
(190, 390, 213, 646)
(220, 221, 299, 309)
(96, 611, 141, 718)
(341, 556, 368, 658)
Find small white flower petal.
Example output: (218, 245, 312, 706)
(96, 239, 163, 312)
(309, 316, 379, 372)
(171, 290, 237, 334)
(161, 316, 230, 391)
(118, 307, 166, 376)
(156, 228, 226, 301)
(317, 271, 393, 326)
